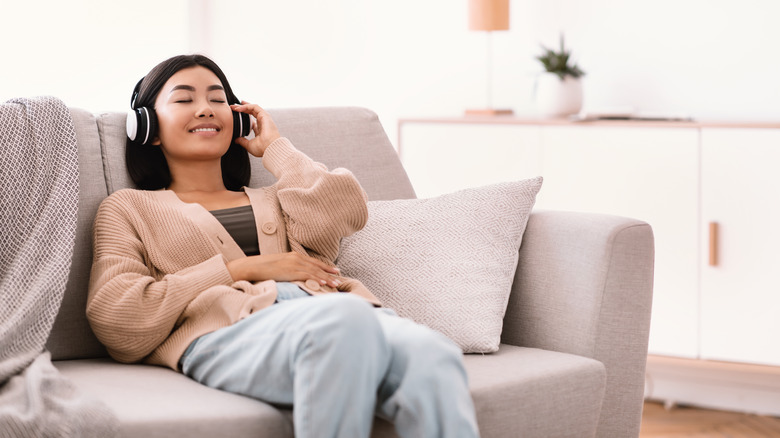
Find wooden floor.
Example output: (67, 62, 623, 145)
(640, 400, 780, 437)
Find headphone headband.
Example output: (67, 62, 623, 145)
(130, 77, 144, 109)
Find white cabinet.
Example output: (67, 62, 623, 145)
(700, 128, 780, 366)
(400, 123, 543, 199)
(399, 117, 780, 366)
(540, 126, 700, 358)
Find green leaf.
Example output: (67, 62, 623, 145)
(536, 33, 586, 79)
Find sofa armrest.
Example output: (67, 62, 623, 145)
(502, 209, 654, 438)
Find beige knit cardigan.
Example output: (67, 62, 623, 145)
(87, 138, 380, 371)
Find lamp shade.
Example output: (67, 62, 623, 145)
(468, 0, 510, 31)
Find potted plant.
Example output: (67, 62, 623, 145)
(535, 34, 585, 117)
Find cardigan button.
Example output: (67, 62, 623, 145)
(261, 222, 277, 235)
(304, 279, 321, 291)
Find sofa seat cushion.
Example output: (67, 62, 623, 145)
(56, 344, 604, 438)
(463, 344, 607, 438)
(54, 359, 292, 438)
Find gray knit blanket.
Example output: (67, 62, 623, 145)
(0, 97, 117, 437)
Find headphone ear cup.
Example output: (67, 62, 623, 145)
(146, 107, 159, 144)
(126, 109, 140, 142)
(126, 107, 158, 145)
(233, 111, 251, 139)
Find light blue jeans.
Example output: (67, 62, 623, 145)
(179, 282, 479, 438)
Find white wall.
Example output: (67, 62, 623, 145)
(0, 0, 192, 112)
(2, 0, 779, 145)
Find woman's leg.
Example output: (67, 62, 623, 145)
(180, 290, 391, 438)
(374, 310, 480, 438)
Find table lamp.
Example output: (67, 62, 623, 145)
(466, 0, 513, 116)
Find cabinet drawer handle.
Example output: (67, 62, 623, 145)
(709, 222, 718, 266)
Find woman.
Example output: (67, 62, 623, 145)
(87, 54, 479, 438)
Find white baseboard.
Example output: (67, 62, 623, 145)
(644, 355, 780, 416)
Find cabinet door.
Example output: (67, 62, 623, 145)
(399, 123, 543, 198)
(701, 128, 780, 366)
(541, 126, 700, 358)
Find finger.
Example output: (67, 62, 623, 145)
(230, 104, 256, 119)
(229, 103, 248, 113)
(232, 102, 265, 119)
(310, 271, 341, 288)
(234, 100, 254, 108)
(304, 263, 342, 287)
(299, 254, 340, 275)
(291, 260, 339, 287)
(320, 264, 340, 275)
(281, 253, 338, 286)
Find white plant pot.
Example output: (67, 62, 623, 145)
(535, 73, 583, 117)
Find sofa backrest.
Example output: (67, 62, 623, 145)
(46, 107, 416, 361)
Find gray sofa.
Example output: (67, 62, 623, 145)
(46, 106, 654, 437)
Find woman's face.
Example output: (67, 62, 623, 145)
(153, 66, 234, 162)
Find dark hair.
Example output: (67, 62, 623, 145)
(126, 54, 250, 191)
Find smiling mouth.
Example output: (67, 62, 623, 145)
(190, 128, 220, 133)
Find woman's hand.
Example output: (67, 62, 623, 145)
(226, 252, 342, 288)
(230, 101, 281, 157)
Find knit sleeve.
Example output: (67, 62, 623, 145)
(262, 137, 369, 263)
(86, 193, 234, 363)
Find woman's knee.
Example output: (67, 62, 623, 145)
(392, 319, 463, 366)
(305, 294, 386, 348)
(318, 294, 376, 324)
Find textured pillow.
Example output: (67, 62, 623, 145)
(336, 177, 543, 353)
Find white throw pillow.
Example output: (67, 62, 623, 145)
(336, 177, 543, 353)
